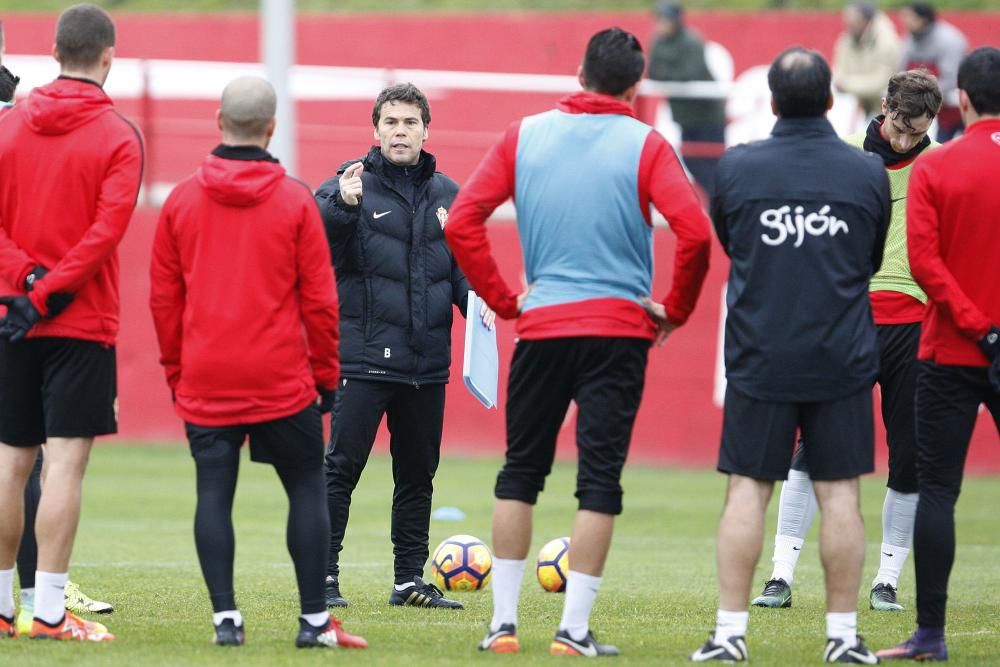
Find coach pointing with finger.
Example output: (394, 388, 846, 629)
(338, 162, 364, 206)
(315, 82, 492, 610)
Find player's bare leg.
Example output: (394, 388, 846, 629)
(718, 474, 773, 611)
(479, 499, 532, 653)
(566, 510, 612, 576)
(492, 498, 532, 560)
(813, 478, 865, 613)
(549, 509, 619, 657)
(0, 445, 38, 568)
(29, 437, 109, 637)
(814, 477, 869, 659)
(0, 443, 39, 633)
(34, 438, 93, 573)
(691, 474, 771, 662)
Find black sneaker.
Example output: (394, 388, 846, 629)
(550, 628, 620, 657)
(823, 636, 879, 664)
(212, 618, 245, 646)
(325, 575, 348, 608)
(869, 583, 904, 611)
(751, 578, 792, 608)
(690, 632, 748, 662)
(387, 576, 463, 609)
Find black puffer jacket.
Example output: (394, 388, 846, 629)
(315, 147, 470, 385)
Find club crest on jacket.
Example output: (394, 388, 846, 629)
(437, 206, 448, 228)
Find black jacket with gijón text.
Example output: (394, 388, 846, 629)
(712, 117, 891, 402)
(315, 147, 470, 385)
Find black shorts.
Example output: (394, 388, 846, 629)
(495, 337, 650, 516)
(186, 404, 324, 471)
(719, 384, 874, 481)
(0, 337, 117, 446)
(788, 322, 919, 492)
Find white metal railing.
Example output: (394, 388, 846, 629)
(4, 54, 731, 103)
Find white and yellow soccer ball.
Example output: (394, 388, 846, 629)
(536, 537, 570, 593)
(430, 534, 493, 591)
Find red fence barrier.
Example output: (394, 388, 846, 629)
(117, 207, 999, 471)
(5, 12, 998, 468)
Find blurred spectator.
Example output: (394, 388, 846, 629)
(900, 2, 967, 140)
(832, 2, 902, 118)
(0, 21, 19, 108)
(647, 1, 726, 199)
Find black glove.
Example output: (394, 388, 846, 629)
(0, 295, 42, 342)
(979, 326, 1000, 360)
(0, 65, 19, 105)
(978, 326, 1000, 392)
(24, 265, 75, 318)
(317, 385, 338, 414)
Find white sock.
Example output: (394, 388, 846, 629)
(874, 543, 911, 589)
(776, 469, 818, 540)
(300, 611, 329, 627)
(771, 534, 804, 585)
(714, 609, 749, 643)
(20, 587, 35, 611)
(212, 609, 244, 627)
(489, 557, 526, 632)
(873, 490, 917, 588)
(558, 570, 602, 641)
(826, 611, 857, 646)
(34, 571, 68, 625)
(0, 568, 13, 618)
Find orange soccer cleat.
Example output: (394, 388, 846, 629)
(479, 623, 520, 653)
(29, 611, 115, 642)
(1, 613, 17, 638)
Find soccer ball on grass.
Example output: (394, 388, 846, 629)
(430, 534, 493, 591)
(536, 537, 570, 593)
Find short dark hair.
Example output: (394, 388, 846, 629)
(372, 83, 430, 127)
(767, 47, 832, 118)
(581, 27, 645, 96)
(886, 69, 942, 122)
(852, 1, 876, 21)
(907, 2, 936, 23)
(957, 47, 1000, 116)
(56, 4, 115, 70)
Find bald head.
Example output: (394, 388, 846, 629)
(219, 76, 277, 145)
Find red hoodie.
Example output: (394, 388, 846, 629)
(150, 146, 340, 426)
(907, 118, 1000, 367)
(0, 77, 144, 344)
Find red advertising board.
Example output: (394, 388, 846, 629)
(4, 11, 997, 469)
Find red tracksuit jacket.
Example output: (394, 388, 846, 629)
(907, 118, 1000, 367)
(0, 77, 144, 344)
(150, 146, 340, 426)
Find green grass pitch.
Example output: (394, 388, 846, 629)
(6, 444, 999, 665)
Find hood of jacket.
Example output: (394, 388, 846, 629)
(22, 77, 113, 136)
(557, 91, 637, 118)
(196, 145, 285, 207)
